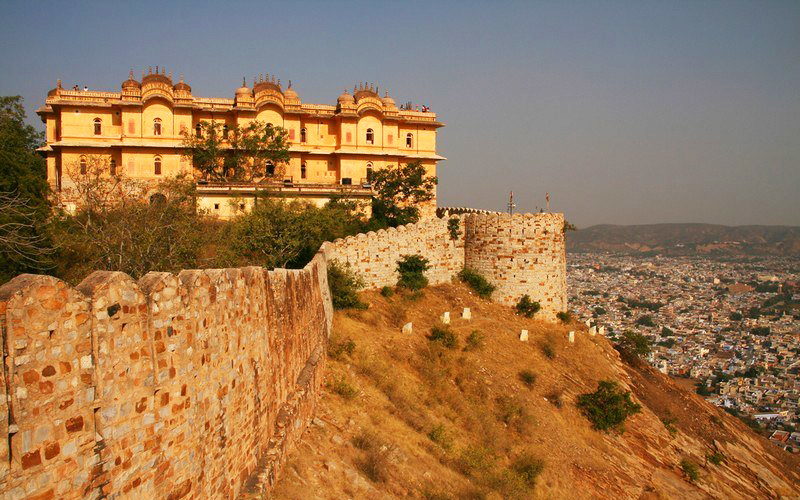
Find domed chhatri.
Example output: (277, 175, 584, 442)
(39, 68, 444, 220)
(337, 88, 355, 105)
(235, 77, 251, 97)
(121, 70, 141, 90)
(283, 80, 299, 101)
(173, 75, 192, 93)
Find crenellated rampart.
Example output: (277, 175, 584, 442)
(321, 216, 466, 288)
(0, 254, 332, 500)
(323, 211, 567, 321)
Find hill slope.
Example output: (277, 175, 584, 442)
(267, 284, 800, 499)
(568, 223, 800, 256)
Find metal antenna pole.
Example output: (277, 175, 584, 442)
(507, 191, 516, 215)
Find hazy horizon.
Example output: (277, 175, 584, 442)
(2, 0, 797, 228)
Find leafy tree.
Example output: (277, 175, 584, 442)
(50, 174, 209, 283)
(0, 96, 52, 282)
(370, 161, 437, 227)
(729, 311, 743, 321)
(615, 330, 652, 363)
(636, 315, 656, 327)
(217, 198, 364, 270)
(576, 380, 641, 433)
(181, 120, 290, 182)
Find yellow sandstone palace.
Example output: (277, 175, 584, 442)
(37, 67, 444, 217)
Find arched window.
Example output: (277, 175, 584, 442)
(110, 159, 116, 176)
(150, 193, 166, 205)
(406, 133, 413, 148)
(300, 127, 307, 143)
(301, 163, 307, 179)
(266, 162, 275, 177)
(79, 156, 87, 175)
(366, 162, 374, 182)
(195, 124, 202, 137)
(154, 156, 162, 175)
(153, 118, 162, 136)
(366, 128, 374, 144)
(93, 118, 101, 135)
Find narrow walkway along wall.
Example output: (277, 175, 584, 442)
(0, 253, 332, 500)
(323, 211, 567, 321)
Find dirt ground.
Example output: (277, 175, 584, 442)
(268, 283, 800, 500)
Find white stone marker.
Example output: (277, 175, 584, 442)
(589, 326, 597, 336)
(440, 311, 450, 324)
(462, 307, 471, 320)
(520, 330, 529, 341)
(402, 322, 413, 334)
(598, 326, 605, 336)
(568, 331, 575, 343)
(585, 319, 592, 327)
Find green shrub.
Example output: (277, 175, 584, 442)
(706, 451, 724, 466)
(464, 330, 484, 351)
(515, 295, 541, 318)
(380, 285, 394, 297)
(447, 217, 460, 240)
(327, 260, 367, 310)
(328, 374, 359, 399)
(518, 370, 537, 389)
(458, 268, 496, 299)
(545, 389, 563, 408)
(729, 311, 743, 321)
(427, 424, 453, 450)
(511, 453, 545, 487)
(680, 458, 699, 482)
(661, 414, 678, 437)
(457, 445, 495, 476)
(328, 336, 356, 360)
(576, 380, 641, 433)
(429, 325, 458, 349)
(540, 341, 556, 359)
(557, 311, 573, 323)
(397, 254, 430, 290)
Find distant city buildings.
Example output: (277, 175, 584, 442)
(568, 254, 800, 452)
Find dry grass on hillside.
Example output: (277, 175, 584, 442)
(270, 283, 800, 500)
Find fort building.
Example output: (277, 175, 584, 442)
(37, 68, 445, 218)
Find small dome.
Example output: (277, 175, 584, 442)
(381, 91, 396, 108)
(338, 89, 354, 105)
(284, 81, 299, 100)
(122, 70, 140, 90)
(235, 78, 251, 97)
(173, 75, 191, 93)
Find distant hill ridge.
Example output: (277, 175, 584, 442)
(568, 223, 800, 256)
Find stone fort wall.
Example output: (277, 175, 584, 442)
(0, 254, 332, 500)
(324, 210, 567, 321)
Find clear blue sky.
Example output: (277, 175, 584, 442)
(2, 0, 798, 227)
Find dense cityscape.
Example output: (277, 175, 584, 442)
(568, 253, 800, 452)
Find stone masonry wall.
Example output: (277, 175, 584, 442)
(0, 253, 332, 500)
(323, 211, 567, 322)
(321, 216, 466, 288)
(464, 212, 567, 321)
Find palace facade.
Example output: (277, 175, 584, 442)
(37, 68, 445, 218)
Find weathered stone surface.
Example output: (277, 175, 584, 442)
(0, 255, 332, 500)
